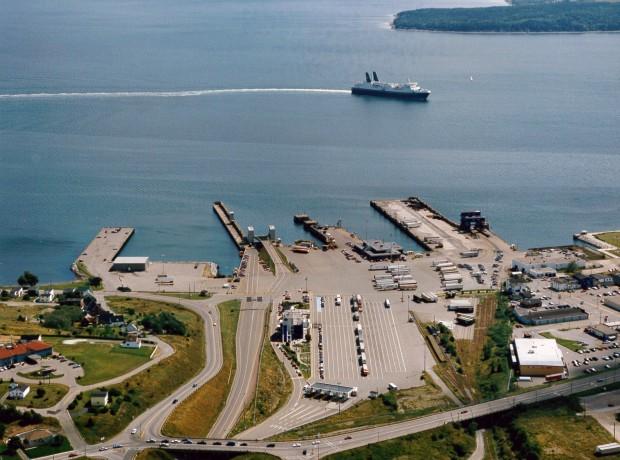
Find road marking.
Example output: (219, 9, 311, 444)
(388, 303, 408, 373)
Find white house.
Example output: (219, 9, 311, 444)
(10, 287, 24, 298)
(8, 384, 30, 400)
(121, 331, 142, 349)
(35, 289, 56, 303)
(90, 390, 109, 407)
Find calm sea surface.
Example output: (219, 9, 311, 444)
(1, 0, 619, 283)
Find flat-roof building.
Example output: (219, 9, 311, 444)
(110, 256, 149, 272)
(353, 240, 403, 261)
(0, 341, 53, 367)
(303, 382, 357, 401)
(514, 305, 588, 326)
(512, 255, 585, 277)
(586, 324, 617, 341)
(514, 338, 565, 377)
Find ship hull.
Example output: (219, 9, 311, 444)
(351, 86, 429, 101)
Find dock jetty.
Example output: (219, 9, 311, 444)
(370, 200, 434, 251)
(293, 214, 337, 248)
(213, 201, 246, 249)
(72, 227, 135, 277)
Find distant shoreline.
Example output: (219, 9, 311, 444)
(393, 3, 620, 34)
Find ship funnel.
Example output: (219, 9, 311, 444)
(372, 72, 379, 82)
(365, 72, 371, 83)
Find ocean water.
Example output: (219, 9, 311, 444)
(1, 0, 619, 283)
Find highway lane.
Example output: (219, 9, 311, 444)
(104, 291, 226, 441)
(210, 243, 295, 437)
(209, 249, 273, 437)
(34, 371, 620, 460)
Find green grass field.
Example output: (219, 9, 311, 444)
(325, 422, 476, 460)
(0, 382, 69, 409)
(230, 309, 293, 436)
(45, 337, 153, 385)
(485, 397, 620, 460)
(25, 436, 72, 458)
(70, 297, 205, 444)
(162, 299, 240, 437)
(596, 232, 620, 249)
(540, 332, 583, 352)
(274, 374, 454, 440)
(0, 303, 56, 336)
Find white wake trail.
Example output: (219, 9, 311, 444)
(0, 88, 350, 99)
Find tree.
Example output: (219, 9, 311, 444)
(36, 387, 46, 398)
(17, 271, 38, 287)
(0, 422, 6, 439)
(6, 436, 23, 453)
(88, 276, 102, 287)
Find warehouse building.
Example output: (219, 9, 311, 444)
(513, 338, 565, 377)
(586, 324, 617, 341)
(514, 305, 588, 326)
(511, 255, 585, 277)
(110, 256, 149, 272)
(604, 298, 620, 312)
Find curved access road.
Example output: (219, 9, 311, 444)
(32, 364, 620, 460)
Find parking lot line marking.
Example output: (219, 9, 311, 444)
(388, 303, 408, 373)
(376, 300, 399, 373)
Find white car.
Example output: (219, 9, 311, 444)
(292, 443, 301, 448)
(312, 440, 321, 445)
(131, 428, 137, 434)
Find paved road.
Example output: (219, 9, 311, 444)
(468, 429, 485, 460)
(210, 244, 291, 437)
(33, 358, 620, 460)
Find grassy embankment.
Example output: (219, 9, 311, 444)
(25, 436, 72, 458)
(45, 337, 153, 385)
(274, 373, 454, 440)
(597, 232, 620, 257)
(230, 309, 293, 436)
(483, 397, 619, 460)
(136, 449, 278, 460)
(325, 422, 476, 460)
(0, 304, 56, 336)
(69, 297, 204, 444)
(0, 382, 69, 409)
(258, 246, 276, 275)
(432, 294, 513, 403)
(540, 332, 583, 352)
(162, 299, 240, 437)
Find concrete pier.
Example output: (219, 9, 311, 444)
(370, 200, 433, 251)
(72, 227, 135, 277)
(213, 201, 246, 249)
(293, 214, 336, 247)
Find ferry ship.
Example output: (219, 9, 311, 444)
(351, 72, 430, 101)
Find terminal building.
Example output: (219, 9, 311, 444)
(110, 256, 149, 272)
(512, 338, 565, 377)
(280, 309, 311, 343)
(353, 240, 403, 261)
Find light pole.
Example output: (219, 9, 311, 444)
(305, 277, 308, 293)
(161, 254, 166, 276)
